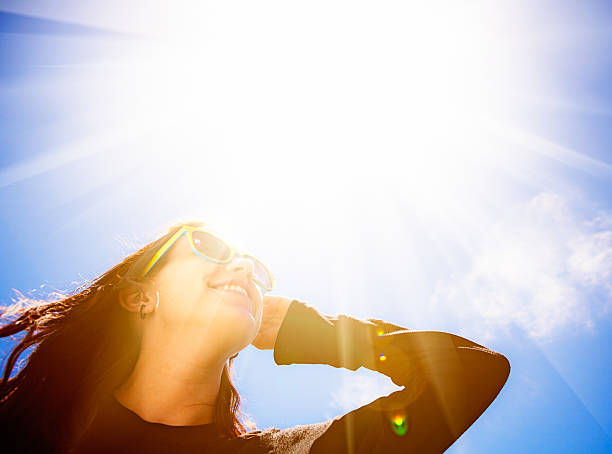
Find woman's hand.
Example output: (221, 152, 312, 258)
(251, 295, 293, 350)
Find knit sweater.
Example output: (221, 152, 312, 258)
(70, 299, 510, 454)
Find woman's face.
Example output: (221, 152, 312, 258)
(147, 233, 264, 356)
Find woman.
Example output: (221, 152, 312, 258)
(0, 221, 510, 453)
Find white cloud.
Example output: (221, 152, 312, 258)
(329, 370, 402, 413)
(432, 192, 612, 341)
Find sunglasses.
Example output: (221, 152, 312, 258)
(139, 225, 274, 292)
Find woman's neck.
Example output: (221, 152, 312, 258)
(114, 342, 226, 427)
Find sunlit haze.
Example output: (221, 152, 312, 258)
(1, 1, 611, 452)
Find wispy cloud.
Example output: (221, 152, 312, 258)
(330, 371, 402, 413)
(432, 192, 612, 341)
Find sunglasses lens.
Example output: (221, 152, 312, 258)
(191, 231, 231, 261)
(191, 230, 272, 290)
(248, 256, 272, 290)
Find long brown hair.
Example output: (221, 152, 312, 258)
(0, 221, 256, 453)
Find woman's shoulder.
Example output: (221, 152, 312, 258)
(252, 420, 334, 453)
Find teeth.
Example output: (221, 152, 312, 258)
(215, 284, 249, 298)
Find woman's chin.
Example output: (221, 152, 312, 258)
(208, 288, 255, 315)
(213, 302, 257, 333)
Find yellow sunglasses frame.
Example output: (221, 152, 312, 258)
(138, 225, 274, 292)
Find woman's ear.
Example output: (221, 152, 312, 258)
(118, 281, 156, 314)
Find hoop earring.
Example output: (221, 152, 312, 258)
(139, 304, 147, 320)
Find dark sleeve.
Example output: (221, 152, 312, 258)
(273, 299, 510, 454)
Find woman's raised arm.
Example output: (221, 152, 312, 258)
(268, 299, 510, 454)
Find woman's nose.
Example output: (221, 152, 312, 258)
(228, 255, 254, 277)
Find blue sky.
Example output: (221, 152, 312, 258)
(1, 1, 611, 452)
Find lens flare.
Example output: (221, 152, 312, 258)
(389, 412, 408, 436)
(379, 354, 387, 362)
